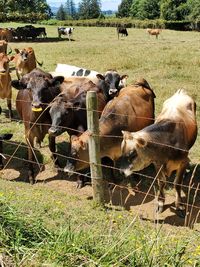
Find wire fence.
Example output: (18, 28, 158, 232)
(0, 95, 199, 226)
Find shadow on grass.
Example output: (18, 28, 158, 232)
(10, 37, 75, 43)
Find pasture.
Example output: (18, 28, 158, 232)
(0, 22, 200, 266)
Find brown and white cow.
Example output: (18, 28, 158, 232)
(147, 28, 162, 39)
(64, 78, 156, 187)
(0, 52, 13, 118)
(120, 89, 197, 217)
(10, 47, 43, 79)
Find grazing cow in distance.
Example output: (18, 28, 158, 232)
(11, 68, 65, 184)
(64, 78, 155, 187)
(10, 47, 43, 79)
(147, 28, 162, 39)
(117, 26, 128, 39)
(58, 27, 74, 41)
(120, 89, 197, 217)
(0, 52, 13, 119)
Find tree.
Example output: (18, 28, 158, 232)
(160, 0, 189, 20)
(78, 0, 101, 19)
(130, 0, 161, 19)
(116, 0, 132, 18)
(187, 0, 200, 20)
(65, 0, 77, 19)
(56, 4, 66, 20)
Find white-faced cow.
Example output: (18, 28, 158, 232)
(58, 27, 74, 41)
(10, 47, 43, 80)
(0, 52, 13, 119)
(120, 89, 197, 217)
(64, 78, 156, 187)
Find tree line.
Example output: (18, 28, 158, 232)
(56, 0, 102, 20)
(117, 0, 200, 21)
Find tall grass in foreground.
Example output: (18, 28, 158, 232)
(0, 194, 200, 267)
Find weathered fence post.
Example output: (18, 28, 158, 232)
(86, 91, 105, 205)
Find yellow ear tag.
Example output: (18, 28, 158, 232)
(32, 107, 42, 112)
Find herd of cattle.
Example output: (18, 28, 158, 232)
(0, 29, 197, 218)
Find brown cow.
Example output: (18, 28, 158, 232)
(0, 40, 12, 55)
(10, 47, 43, 79)
(120, 89, 197, 217)
(11, 68, 64, 184)
(0, 52, 13, 118)
(147, 28, 162, 39)
(0, 28, 13, 42)
(64, 78, 156, 187)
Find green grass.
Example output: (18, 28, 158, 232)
(0, 23, 200, 266)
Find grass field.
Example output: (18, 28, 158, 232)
(0, 22, 200, 266)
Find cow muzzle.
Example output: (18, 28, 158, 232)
(48, 126, 59, 136)
(32, 103, 43, 112)
(109, 88, 118, 95)
(64, 160, 76, 177)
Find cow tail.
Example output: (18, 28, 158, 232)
(36, 59, 43, 66)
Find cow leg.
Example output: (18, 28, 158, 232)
(156, 165, 166, 213)
(26, 135, 35, 184)
(174, 160, 188, 218)
(7, 98, 13, 119)
(48, 135, 60, 168)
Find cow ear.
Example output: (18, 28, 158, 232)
(120, 74, 128, 80)
(71, 135, 78, 142)
(11, 80, 26, 90)
(51, 76, 64, 86)
(96, 74, 105, 80)
(122, 130, 133, 140)
(14, 48, 20, 54)
(80, 140, 87, 150)
(136, 137, 147, 148)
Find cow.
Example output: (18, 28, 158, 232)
(64, 78, 156, 188)
(10, 47, 43, 80)
(0, 52, 13, 119)
(0, 40, 12, 55)
(58, 27, 74, 41)
(119, 89, 197, 217)
(117, 26, 128, 39)
(0, 28, 13, 42)
(52, 64, 128, 99)
(48, 78, 107, 137)
(147, 28, 162, 39)
(11, 68, 65, 184)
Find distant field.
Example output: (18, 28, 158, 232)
(0, 23, 200, 266)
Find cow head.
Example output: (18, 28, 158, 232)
(119, 130, 152, 177)
(11, 69, 64, 112)
(96, 70, 128, 101)
(0, 52, 10, 74)
(11, 47, 33, 63)
(64, 133, 90, 175)
(48, 89, 86, 136)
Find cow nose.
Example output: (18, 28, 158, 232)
(32, 102, 42, 112)
(48, 127, 58, 135)
(0, 70, 6, 74)
(109, 88, 118, 95)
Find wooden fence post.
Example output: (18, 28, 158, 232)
(86, 91, 105, 205)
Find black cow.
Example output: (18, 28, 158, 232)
(13, 25, 47, 40)
(11, 68, 64, 184)
(96, 70, 128, 100)
(117, 26, 128, 39)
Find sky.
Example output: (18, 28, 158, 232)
(46, 0, 121, 11)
